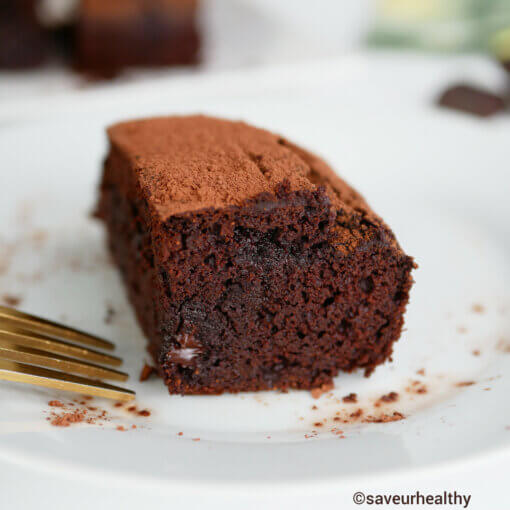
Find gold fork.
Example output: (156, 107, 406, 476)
(0, 306, 135, 401)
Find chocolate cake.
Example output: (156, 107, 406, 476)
(96, 115, 415, 394)
(76, 0, 200, 76)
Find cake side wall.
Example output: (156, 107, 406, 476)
(96, 147, 162, 347)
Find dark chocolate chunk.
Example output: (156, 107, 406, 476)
(438, 84, 506, 118)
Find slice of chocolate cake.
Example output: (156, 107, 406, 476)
(96, 115, 415, 395)
(75, 0, 200, 76)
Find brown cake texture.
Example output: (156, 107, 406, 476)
(96, 115, 415, 395)
(75, 0, 200, 76)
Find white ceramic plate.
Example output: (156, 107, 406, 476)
(0, 54, 509, 490)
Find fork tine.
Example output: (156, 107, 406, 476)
(0, 359, 135, 401)
(0, 326, 122, 367)
(0, 342, 128, 381)
(0, 306, 114, 351)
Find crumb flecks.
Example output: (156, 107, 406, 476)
(364, 412, 405, 424)
(497, 338, 510, 353)
(406, 380, 427, 395)
(310, 382, 334, 399)
(342, 392, 358, 404)
(46, 400, 111, 428)
(350, 409, 363, 419)
(416, 368, 425, 376)
(378, 391, 399, 404)
(456, 381, 476, 387)
(472, 303, 485, 314)
(472, 349, 481, 357)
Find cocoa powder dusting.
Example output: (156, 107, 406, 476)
(342, 393, 358, 403)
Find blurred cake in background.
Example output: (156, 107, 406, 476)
(0, 0, 200, 74)
(0, 0, 50, 68)
(76, 0, 200, 76)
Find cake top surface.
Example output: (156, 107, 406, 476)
(107, 115, 371, 219)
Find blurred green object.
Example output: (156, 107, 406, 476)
(368, 0, 510, 56)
